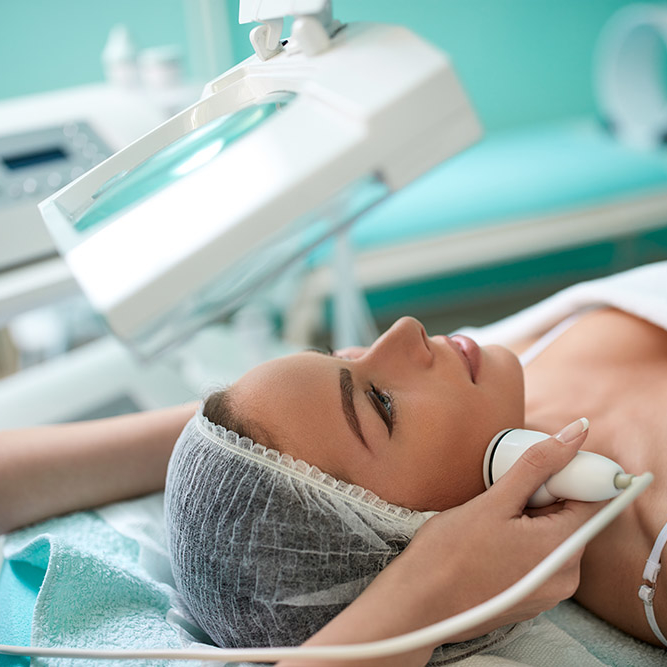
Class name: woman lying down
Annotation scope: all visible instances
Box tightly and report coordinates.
[1,260,666,667]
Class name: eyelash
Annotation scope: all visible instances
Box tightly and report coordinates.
[307,345,337,357]
[368,384,395,434]
[315,346,395,434]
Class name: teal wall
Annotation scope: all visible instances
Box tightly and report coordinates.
[1,1,664,131]
[0,0,195,98]
[227,0,665,131]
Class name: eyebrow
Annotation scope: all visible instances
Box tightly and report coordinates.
[339,368,368,449]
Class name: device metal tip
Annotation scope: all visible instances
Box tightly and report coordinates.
[614,473,635,489]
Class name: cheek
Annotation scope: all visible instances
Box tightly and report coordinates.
[396,441,486,511]
[441,430,489,507]
[417,376,523,509]
[398,405,488,511]
[367,355,524,512]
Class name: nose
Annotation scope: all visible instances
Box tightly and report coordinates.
[365,316,432,368]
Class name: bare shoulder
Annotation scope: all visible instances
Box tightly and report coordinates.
[571,310,667,646]
[504,307,616,356]
[522,306,667,646]
[580,307,667,354]
[509,306,667,360]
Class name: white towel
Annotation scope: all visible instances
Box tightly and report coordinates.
[455,260,667,345]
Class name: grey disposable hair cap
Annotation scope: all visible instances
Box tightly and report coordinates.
[164,410,522,662]
[164,409,434,648]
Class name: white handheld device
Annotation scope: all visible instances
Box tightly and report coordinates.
[483,428,633,508]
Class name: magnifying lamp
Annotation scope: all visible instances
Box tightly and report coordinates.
[39,0,481,358]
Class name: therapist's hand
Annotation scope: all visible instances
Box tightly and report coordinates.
[277,419,601,667]
[403,417,601,644]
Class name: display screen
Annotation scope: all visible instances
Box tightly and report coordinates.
[3,146,68,170]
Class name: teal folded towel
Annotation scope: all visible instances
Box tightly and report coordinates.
[2,497,204,667]
[0,540,37,667]
[3,488,664,666]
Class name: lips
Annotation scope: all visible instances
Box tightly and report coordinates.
[450,334,480,383]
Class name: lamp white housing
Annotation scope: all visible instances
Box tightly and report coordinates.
[39,10,481,358]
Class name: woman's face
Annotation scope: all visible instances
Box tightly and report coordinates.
[232,317,524,511]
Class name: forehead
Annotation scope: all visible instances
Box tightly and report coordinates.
[232,353,352,471]
[234,352,330,409]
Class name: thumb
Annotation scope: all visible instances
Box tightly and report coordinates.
[491,418,590,512]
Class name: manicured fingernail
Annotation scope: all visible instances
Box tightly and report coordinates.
[553,417,589,444]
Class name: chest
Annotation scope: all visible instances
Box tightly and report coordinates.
[516,310,667,642]
[522,312,667,461]
[521,310,667,518]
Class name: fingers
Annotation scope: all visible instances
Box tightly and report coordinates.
[524,501,567,518]
[560,497,607,525]
[491,418,589,513]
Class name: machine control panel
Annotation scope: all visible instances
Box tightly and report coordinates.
[0,122,111,210]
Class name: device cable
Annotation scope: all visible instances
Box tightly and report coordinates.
[0,472,653,663]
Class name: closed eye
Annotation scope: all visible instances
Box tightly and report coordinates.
[367,385,394,436]
[305,347,392,437]
[305,345,335,356]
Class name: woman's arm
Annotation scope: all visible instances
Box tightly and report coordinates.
[0,402,197,533]
[277,421,600,667]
